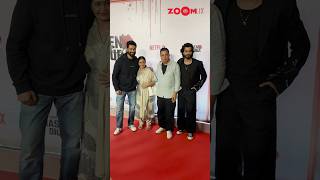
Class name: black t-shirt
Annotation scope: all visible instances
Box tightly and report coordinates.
[226,1,262,82]
[162,63,167,74]
[180,61,193,89]
[63,0,81,48]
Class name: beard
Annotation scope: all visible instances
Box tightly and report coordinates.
[183,53,193,59]
[128,52,136,57]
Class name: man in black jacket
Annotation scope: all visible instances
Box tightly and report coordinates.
[6,0,93,179]
[112,40,139,135]
[213,0,310,179]
[176,43,207,140]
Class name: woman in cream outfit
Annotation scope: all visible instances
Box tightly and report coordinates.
[78,0,110,179]
[135,56,157,130]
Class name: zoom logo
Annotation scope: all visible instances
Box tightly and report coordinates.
[168,6,204,16]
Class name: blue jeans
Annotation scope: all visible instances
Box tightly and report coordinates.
[116,90,136,128]
[19,91,84,180]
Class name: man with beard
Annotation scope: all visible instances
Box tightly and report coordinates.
[112,40,139,135]
[176,43,207,140]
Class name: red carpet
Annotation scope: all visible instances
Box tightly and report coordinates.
[110,117,210,180]
[0,171,53,180]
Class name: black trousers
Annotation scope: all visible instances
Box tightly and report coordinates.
[215,86,277,180]
[157,97,176,131]
[177,89,197,133]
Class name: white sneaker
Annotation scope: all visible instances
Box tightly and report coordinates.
[128,125,137,132]
[167,131,173,139]
[113,128,122,135]
[176,130,184,135]
[155,127,165,134]
[187,133,194,140]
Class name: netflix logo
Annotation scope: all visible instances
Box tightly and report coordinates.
[149,45,165,51]
[168,6,204,16]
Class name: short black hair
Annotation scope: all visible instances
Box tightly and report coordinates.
[127,40,137,48]
[180,43,194,54]
[160,47,169,54]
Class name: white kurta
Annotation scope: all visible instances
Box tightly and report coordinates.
[79,20,110,180]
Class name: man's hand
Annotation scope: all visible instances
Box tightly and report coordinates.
[98,70,110,88]
[259,81,279,96]
[171,92,177,103]
[17,91,37,106]
[116,90,123,95]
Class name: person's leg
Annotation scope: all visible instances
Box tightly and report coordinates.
[156,97,166,129]
[127,90,137,126]
[115,93,125,128]
[135,91,144,129]
[165,98,176,132]
[19,95,53,180]
[241,91,277,180]
[215,88,243,180]
[54,91,84,180]
[162,98,175,139]
[177,90,186,131]
[138,118,144,129]
[186,90,197,133]
[146,96,155,130]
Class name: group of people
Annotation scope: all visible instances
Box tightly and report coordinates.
[112,41,208,140]
[6,0,110,179]
[4,0,311,179]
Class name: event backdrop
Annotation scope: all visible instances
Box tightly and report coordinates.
[110,0,211,121]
